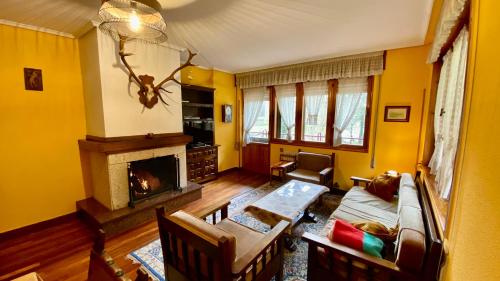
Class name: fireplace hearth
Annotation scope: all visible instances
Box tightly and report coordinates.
[128,155,180,207]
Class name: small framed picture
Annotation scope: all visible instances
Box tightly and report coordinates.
[24,68,43,91]
[384,106,411,122]
[222,104,232,123]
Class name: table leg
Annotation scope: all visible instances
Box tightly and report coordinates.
[284,235,297,251]
[303,208,318,223]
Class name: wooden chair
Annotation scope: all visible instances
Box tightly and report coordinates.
[285,151,335,192]
[156,201,289,281]
[88,229,151,281]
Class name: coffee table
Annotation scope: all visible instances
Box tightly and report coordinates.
[244,179,329,250]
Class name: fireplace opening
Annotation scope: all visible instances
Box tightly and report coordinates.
[127,155,180,208]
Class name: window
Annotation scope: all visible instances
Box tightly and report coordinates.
[243,87,269,144]
[428,26,469,200]
[274,84,297,141]
[247,95,269,143]
[302,81,329,142]
[268,77,372,151]
[333,77,370,148]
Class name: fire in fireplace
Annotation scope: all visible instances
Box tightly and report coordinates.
[127,155,180,207]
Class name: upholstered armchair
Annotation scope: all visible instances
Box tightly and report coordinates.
[156,201,289,281]
[285,152,335,191]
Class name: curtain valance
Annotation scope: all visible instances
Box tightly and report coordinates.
[235,51,385,89]
[427,0,467,63]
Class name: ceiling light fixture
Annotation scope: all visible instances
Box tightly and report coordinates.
[99,0,168,43]
[97,0,197,110]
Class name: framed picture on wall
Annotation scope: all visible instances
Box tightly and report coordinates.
[384,106,411,122]
[24,68,43,91]
[222,104,232,123]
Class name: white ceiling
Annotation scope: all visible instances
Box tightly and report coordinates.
[0,0,434,73]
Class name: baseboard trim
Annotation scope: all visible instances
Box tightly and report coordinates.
[0,212,77,241]
[218,167,241,177]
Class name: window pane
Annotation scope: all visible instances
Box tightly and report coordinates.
[248,97,269,143]
[274,84,296,140]
[302,81,328,142]
[334,77,369,147]
[340,93,367,145]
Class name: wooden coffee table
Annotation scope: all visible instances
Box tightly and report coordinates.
[244,179,329,250]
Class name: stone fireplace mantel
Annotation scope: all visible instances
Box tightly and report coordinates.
[79,133,192,154]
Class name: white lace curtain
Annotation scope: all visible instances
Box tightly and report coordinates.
[243,87,266,146]
[275,84,297,141]
[303,81,328,125]
[333,78,368,146]
[429,27,469,199]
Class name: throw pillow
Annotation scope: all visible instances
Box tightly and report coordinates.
[328,219,384,258]
[366,172,401,201]
[351,221,399,242]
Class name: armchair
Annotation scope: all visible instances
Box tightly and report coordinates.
[285,152,335,192]
[88,229,151,281]
[156,200,289,281]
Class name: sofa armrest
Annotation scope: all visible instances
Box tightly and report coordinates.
[232,220,289,277]
[350,176,372,187]
[302,232,417,281]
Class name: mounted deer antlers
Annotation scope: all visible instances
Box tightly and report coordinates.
[119,36,196,109]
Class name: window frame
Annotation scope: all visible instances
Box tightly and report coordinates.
[269,77,373,152]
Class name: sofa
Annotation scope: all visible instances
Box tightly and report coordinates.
[285,151,335,191]
[302,172,444,281]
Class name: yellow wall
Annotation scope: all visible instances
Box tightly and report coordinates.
[181,66,239,172]
[271,45,430,189]
[0,25,87,232]
[441,0,500,280]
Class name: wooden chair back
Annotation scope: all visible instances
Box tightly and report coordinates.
[88,229,150,281]
[156,207,233,281]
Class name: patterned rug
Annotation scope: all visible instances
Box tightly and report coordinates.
[128,182,342,281]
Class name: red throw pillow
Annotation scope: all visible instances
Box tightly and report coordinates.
[366,172,401,201]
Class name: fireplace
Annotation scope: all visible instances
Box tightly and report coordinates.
[128,155,180,207]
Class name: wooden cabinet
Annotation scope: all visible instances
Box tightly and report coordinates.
[186,145,219,183]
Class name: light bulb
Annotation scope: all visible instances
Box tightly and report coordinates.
[129,10,141,32]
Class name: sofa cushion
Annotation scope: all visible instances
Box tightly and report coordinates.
[342,186,398,213]
[331,199,399,230]
[286,168,320,183]
[297,152,331,172]
[215,219,265,260]
[398,186,421,215]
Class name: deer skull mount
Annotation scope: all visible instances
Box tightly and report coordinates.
[118,37,196,109]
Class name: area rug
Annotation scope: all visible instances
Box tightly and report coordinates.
[128,182,342,281]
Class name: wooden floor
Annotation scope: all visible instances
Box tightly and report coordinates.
[0,169,267,281]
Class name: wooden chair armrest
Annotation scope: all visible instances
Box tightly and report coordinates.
[232,220,290,276]
[319,167,333,176]
[350,176,372,187]
[302,232,416,280]
[193,200,230,223]
[281,161,296,172]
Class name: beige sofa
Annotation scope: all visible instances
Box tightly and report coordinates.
[302,172,444,281]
